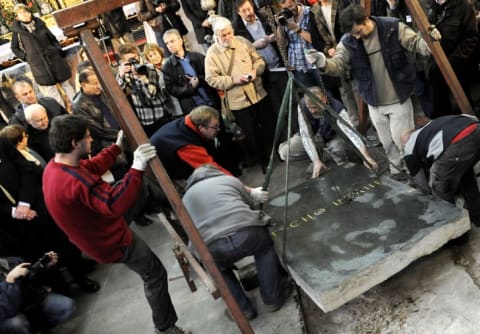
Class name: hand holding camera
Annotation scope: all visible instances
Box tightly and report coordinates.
[189,76,199,88]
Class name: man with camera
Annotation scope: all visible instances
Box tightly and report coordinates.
[117,43,176,137]
[276,0,324,88]
[162,29,219,114]
[205,16,275,170]
[0,252,75,334]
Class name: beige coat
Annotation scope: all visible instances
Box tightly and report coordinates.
[205,36,267,111]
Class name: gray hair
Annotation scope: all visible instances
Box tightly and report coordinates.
[211,16,232,33]
[24,103,47,121]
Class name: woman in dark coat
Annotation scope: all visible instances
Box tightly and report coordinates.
[10,4,75,109]
[0,137,99,293]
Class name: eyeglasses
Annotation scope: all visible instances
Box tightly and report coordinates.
[204,124,221,131]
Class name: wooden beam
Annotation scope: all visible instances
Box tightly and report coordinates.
[75,28,254,334]
[404,0,474,115]
[53,0,137,32]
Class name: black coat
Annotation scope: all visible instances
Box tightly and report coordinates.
[180,0,211,43]
[101,8,131,38]
[9,97,67,128]
[137,0,188,35]
[163,51,219,114]
[10,17,71,86]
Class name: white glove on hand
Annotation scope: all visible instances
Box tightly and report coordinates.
[305,49,326,68]
[115,130,125,149]
[250,187,269,204]
[428,25,441,41]
[132,143,157,171]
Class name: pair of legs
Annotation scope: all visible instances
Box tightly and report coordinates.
[368,98,414,174]
[120,232,178,331]
[38,81,75,109]
[0,293,74,334]
[208,226,282,314]
[233,97,275,166]
[430,127,480,225]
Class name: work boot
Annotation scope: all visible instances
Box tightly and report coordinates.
[224,307,257,321]
[154,325,191,334]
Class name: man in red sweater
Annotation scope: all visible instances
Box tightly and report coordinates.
[42,115,190,334]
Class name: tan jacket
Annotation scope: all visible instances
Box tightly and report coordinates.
[205,36,267,111]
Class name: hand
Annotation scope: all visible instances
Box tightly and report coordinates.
[265,33,276,43]
[305,49,326,68]
[118,62,132,78]
[327,48,336,58]
[286,21,299,32]
[6,263,30,283]
[132,143,157,171]
[46,251,59,267]
[14,204,36,220]
[386,0,398,9]
[363,158,379,172]
[312,159,328,178]
[252,38,269,49]
[249,186,269,204]
[155,3,167,13]
[189,76,199,88]
[428,25,441,41]
[115,130,125,149]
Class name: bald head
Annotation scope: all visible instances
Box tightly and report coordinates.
[24,104,49,130]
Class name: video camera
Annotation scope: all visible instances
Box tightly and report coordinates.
[127,58,149,76]
[277,8,294,26]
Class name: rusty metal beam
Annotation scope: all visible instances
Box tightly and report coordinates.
[78,28,253,334]
[404,0,474,115]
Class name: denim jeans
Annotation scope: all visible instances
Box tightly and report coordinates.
[430,127,480,225]
[208,226,281,313]
[0,293,74,334]
[121,232,177,331]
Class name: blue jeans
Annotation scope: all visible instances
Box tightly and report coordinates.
[208,226,281,313]
[120,232,177,331]
[0,293,74,334]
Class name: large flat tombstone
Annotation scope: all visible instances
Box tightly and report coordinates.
[264,165,470,312]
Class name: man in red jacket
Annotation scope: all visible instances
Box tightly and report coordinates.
[42,115,190,334]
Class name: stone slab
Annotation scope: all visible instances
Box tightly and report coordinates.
[264,165,470,313]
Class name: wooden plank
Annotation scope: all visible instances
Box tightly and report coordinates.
[53,0,137,31]
[404,0,474,115]
[78,29,254,334]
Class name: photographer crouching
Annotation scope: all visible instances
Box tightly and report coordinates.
[0,252,74,334]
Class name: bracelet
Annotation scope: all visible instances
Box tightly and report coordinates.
[296,27,302,34]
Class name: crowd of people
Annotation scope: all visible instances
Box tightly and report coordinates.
[0,0,479,333]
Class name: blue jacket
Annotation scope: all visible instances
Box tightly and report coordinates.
[341,17,416,106]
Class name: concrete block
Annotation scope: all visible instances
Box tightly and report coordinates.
[265,165,470,312]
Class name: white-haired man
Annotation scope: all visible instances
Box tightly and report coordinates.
[205,16,274,170]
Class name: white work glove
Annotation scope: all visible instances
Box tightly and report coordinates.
[428,25,442,41]
[305,49,326,68]
[115,130,125,149]
[250,187,269,204]
[132,143,157,171]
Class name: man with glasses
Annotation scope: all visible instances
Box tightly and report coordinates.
[305,4,435,181]
[151,106,235,182]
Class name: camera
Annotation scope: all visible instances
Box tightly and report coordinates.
[26,254,50,279]
[277,8,294,26]
[127,57,148,76]
[152,0,165,7]
[178,74,191,86]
